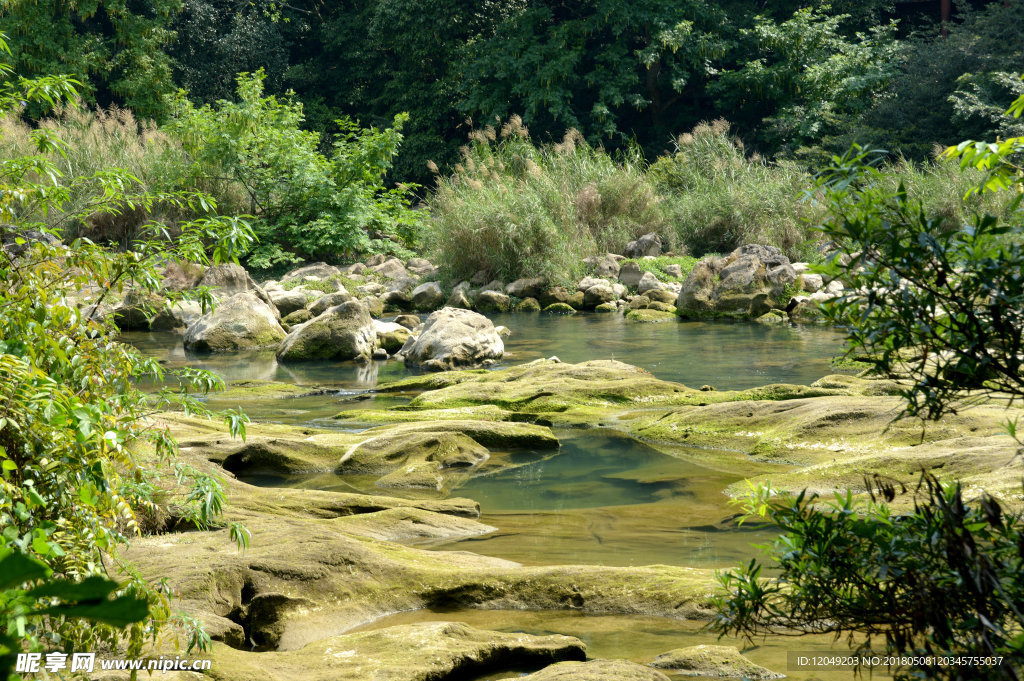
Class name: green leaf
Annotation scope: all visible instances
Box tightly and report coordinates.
[0,549,49,589]
[27,575,117,602]
[36,596,150,627]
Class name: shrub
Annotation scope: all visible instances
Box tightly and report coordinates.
[650,119,827,261]
[166,70,426,269]
[427,118,670,285]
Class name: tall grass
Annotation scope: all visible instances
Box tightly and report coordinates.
[427,117,670,285]
[649,119,827,261]
[0,105,204,246]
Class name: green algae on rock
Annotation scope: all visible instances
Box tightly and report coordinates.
[523,659,671,680]
[650,644,784,679]
[625,309,677,323]
[203,622,586,681]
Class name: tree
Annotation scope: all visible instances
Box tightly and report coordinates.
[0,34,253,661]
[712,7,898,158]
[0,0,181,120]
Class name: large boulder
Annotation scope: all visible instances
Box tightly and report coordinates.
[276,300,377,362]
[595,254,622,278]
[637,271,663,294]
[280,262,341,282]
[582,282,616,309]
[403,307,504,371]
[373,320,412,353]
[475,290,511,313]
[195,263,280,320]
[183,292,286,352]
[370,257,411,280]
[268,289,308,317]
[308,290,355,317]
[150,300,204,332]
[411,281,445,311]
[624,232,662,258]
[506,277,547,299]
[675,245,792,319]
[618,262,644,289]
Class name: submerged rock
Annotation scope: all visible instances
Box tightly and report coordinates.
[183,292,286,352]
[276,300,377,362]
[403,307,504,371]
[650,645,784,679]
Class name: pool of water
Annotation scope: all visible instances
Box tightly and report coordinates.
[122,312,845,394]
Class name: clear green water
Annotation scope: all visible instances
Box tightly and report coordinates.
[123,311,844,394]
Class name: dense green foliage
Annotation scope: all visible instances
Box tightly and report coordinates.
[715,477,1024,680]
[0,40,252,663]
[713,91,1024,680]
[167,71,424,268]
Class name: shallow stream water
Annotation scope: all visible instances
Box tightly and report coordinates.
[125,314,864,679]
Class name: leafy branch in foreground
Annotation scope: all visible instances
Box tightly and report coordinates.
[713,476,1024,680]
[813,137,1024,420]
[0,32,254,668]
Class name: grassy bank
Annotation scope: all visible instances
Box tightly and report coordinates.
[425,118,1019,284]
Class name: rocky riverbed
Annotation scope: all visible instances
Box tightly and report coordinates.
[93,245,1024,680]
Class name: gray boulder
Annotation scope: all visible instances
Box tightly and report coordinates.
[183,292,285,352]
[280,262,341,282]
[381,290,412,311]
[595,255,622,278]
[403,307,504,371]
[194,263,280,320]
[675,244,794,319]
[269,289,308,317]
[800,272,824,293]
[276,301,377,362]
[539,287,572,308]
[618,262,644,289]
[506,277,546,299]
[411,281,445,311]
[373,319,413,353]
[583,283,616,309]
[370,257,411,280]
[309,289,355,317]
[446,287,473,309]
[624,232,662,258]
[150,300,204,332]
[637,271,663,294]
[475,290,511,313]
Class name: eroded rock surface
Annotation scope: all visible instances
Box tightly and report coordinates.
[649,645,784,679]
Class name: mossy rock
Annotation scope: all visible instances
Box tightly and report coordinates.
[389,359,697,414]
[281,308,313,327]
[524,659,671,680]
[650,645,783,679]
[594,302,618,313]
[755,311,786,324]
[205,622,586,681]
[514,297,542,312]
[625,309,676,323]
[543,303,576,314]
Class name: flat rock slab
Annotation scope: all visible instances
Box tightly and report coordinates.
[207,622,585,681]
[524,659,671,680]
[650,644,784,679]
